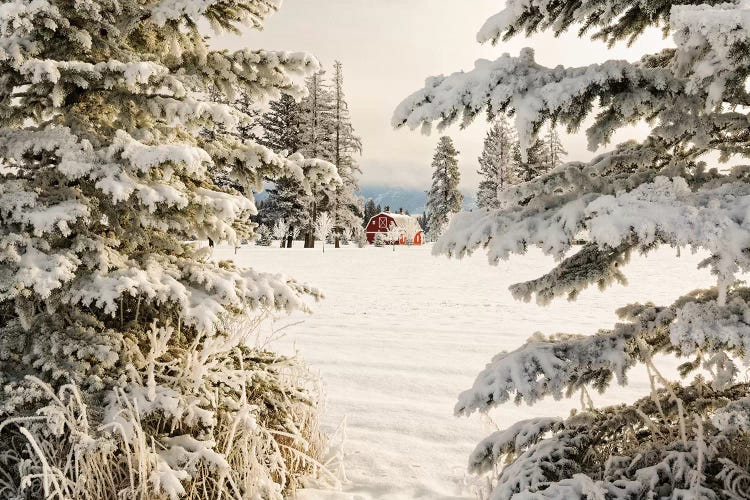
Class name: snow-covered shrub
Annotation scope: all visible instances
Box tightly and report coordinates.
[255,224,274,246]
[374,233,386,247]
[395,0,750,497]
[353,226,368,248]
[340,227,353,246]
[0,0,339,497]
[0,319,328,499]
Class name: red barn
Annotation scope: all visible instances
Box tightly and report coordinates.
[365,210,424,245]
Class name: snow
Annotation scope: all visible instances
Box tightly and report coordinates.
[214,243,722,499]
[374,212,418,228]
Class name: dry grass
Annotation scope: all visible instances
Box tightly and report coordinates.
[0,317,331,499]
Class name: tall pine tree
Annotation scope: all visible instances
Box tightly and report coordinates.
[426,136,462,240]
[300,70,336,247]
[257,94,307,247]
[330,61,363,248]
[511,136,548,182]
[396,0,750,496]
[363,198,378,227]
[258,93,303,154]
[476,115,517,209]
[543,123,567,169]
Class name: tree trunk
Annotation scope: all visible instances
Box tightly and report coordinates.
[286,234,293,248]
[304,232,315,248]
[335,235,340,248]
[305,200,317,248]
[279,237,286,249]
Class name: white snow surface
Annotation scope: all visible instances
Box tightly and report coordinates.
[214,243,723,499]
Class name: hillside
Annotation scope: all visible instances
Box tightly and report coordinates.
[359,186,475,214]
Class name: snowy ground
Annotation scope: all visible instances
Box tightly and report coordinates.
[214,243,719,499]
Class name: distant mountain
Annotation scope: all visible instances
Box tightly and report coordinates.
[359,186,474,215]
[255,185,475,215]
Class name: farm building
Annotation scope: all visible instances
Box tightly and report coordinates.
[365,209,424,245]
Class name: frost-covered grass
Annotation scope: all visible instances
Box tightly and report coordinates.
[0,318,327,500]
[215,243,722,499]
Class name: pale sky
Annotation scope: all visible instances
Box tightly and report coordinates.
[210,0,669,193]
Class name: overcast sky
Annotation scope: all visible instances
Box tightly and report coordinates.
[210,0,669,193]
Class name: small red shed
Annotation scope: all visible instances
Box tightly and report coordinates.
[365,211,424,245]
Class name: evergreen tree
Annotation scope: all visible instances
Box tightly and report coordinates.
[543,123,567,169]
[300,70,336,247]
[363,198,378,226]
[0,0,340,497]
[329,61,363,248]
[511,136,548,182]
[416,213,429,234]
[476,115,517,209]
[257,94,307,247]
[234,90,261,144]
[396,0,750,496]
[259,178,308,247]
[258,93,303,154]
[426,136,462,240]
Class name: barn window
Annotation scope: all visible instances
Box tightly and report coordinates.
[379,217,388,229]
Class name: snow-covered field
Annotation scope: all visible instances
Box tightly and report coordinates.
[215,243,718,499]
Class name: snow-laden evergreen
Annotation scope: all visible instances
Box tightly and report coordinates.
[299,71,335,248]
[258,94,303,155]
[477,116,517,209]
[0,0,341,497]
[511,135,547,183]
[543,123,567,170]
[425,136,462,240]
[363,198,379,227]
[258,63,362,250]
[395,0,750,497]
[329,61,364,248]
[257,94,308,247]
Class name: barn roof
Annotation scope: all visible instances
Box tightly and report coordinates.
[370,212,422,234]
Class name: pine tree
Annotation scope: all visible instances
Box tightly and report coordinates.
[426,136,462,240]
[329,61,363,248]
[511,136,547,182]
[363,198,378,226]
[258,93,303,154]
[416,213,429,235]
[476,115,517,209]
[259,178,308,247]
[257,94,307,247]
[300,70,336,248]
[0,0,340,497]
[543,123,567,169]
[395,0,750,496]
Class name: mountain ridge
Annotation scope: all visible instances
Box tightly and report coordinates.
[359,186,475,215]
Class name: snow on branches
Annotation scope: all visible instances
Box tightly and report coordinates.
[393,48,684,157]
[438,176,750,306]
[0,0,336,497]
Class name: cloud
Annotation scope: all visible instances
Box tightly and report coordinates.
[208,0,670,192]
